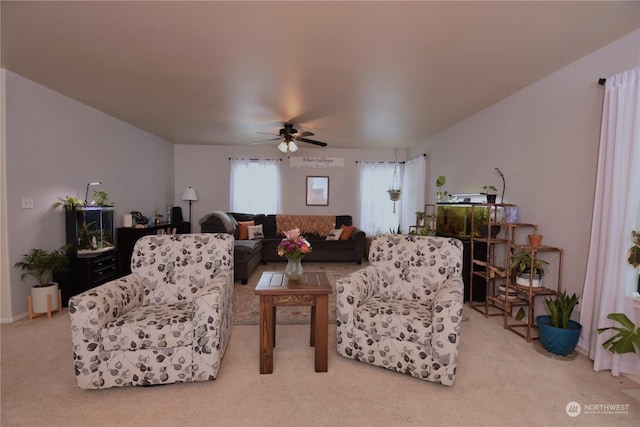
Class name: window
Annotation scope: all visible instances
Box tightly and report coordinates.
[358,162,400,235]
[358,156,426,235]
[230,159,281,213]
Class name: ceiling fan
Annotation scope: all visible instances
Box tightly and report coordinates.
[252,123,327,153]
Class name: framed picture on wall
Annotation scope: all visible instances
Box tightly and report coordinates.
[306,176,329,206]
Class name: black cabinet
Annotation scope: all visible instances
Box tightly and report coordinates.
[58,206,119,306]
[117,222,191,275]
[59,251,120,307]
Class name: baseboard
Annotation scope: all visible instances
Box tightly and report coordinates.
[1,310,28,323]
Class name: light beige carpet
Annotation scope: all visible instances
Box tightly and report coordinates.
[233,261,365,325]
[2,262,639,427]
[2,307,639,426]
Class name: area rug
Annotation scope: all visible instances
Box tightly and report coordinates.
[233,261,367,325]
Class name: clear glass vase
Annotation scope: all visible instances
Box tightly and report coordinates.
[285,255,304,280]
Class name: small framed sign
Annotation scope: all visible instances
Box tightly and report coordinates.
[306,176,329,206]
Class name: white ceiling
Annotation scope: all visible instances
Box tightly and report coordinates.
[2,1,639,149]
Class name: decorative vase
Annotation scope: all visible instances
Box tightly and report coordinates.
[285,255,304,280]
[537,315,582,356]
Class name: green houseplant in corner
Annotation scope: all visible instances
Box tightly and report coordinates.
[596,230,640,355]
[14,245,70,316]
[537,291,581,356]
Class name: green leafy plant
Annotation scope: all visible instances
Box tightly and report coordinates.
[481,185,497,194]
[52,196,85,211]
[597,313,640,354]
[388,225,402,234]
[92,190,110,206]
[628,230,640,268]
[436,175,448,201]
[510,250,549,275]
[14,245,70,287]
[544,291,580,329]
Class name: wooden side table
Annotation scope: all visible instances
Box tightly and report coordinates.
[254,271,332,374]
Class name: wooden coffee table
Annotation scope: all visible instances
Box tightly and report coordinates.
[254,271,332,374]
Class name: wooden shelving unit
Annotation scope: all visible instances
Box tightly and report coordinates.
[503,243,563,342]
[410,203,437,236]
[467,203,565,342]
[468,203,515,317]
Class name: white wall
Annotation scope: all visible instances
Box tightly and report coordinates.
[410,30,640,322]
[2,70,174,321]
[174,145,407,228]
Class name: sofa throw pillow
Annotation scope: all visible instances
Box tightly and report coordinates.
[340,225,356,240]
[326,229,343,240]
[238,221,255,240]
[248,224,264,240]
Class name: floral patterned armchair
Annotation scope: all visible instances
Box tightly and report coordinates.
[336,234,464,386]
[69,234,234,389]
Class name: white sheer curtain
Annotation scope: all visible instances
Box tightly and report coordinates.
[358,162,400,235]
[579,67,640,376]
[229,158,281,213]
[400,155,426,232]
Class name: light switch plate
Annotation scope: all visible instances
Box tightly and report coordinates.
[21,197,34,209]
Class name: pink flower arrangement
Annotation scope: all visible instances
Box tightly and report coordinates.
[277,228,312,258]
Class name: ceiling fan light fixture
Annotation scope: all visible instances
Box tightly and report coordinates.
[288,141,298,152]
[277,141,289,153]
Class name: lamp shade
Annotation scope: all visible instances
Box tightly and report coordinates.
[182,186,198,201]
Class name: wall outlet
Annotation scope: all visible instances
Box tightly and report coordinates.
[21,197,34,209]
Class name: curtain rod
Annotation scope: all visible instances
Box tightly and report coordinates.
[598,78,606,85]
[228,157,282,161]
[355,153,426,164]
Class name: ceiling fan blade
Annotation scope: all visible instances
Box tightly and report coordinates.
[256,131,279,136]
[297,137,327,147]
[252,137,282,145]
[292,131,315,138]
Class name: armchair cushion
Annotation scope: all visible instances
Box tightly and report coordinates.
[102,301,194,351]
[355,295,433,347]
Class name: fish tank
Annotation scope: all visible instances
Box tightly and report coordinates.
[436,204,493,239]
[65,206,116,256]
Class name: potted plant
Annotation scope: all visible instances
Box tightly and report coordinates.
[597,313,640,354]
[14,245,70,315]
[52,196,85,211]
[528,225,543,247]
[476,206,500,238]
[436,175,448,202]
[629,230,639,292]
[537,291,581,356]
[510,250,549,287]
[596,230,640,355]
[482,185,498,204]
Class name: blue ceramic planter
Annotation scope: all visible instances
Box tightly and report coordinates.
[537,315,582,356]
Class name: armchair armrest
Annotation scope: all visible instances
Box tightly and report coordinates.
[69,274,144,389]
[191,270,234,380]
[336,266,380,324]
[431,276,464,359]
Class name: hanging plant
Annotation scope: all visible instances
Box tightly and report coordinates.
[388,149,401,212]
[388,188,401,201]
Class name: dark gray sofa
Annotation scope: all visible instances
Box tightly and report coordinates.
[199,211,366,284]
